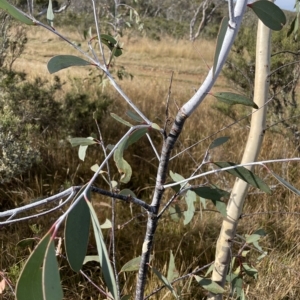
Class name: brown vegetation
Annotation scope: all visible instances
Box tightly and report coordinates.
[1,25,300,299]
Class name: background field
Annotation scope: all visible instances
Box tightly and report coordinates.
[1,15,300,299]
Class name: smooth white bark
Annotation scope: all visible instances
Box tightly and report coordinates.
[208,9,272,300]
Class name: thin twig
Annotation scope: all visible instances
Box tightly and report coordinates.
[0,187,78,219]
[94,118,120,298]
[164,158,300,188]
[91,187,151,212]
[91,0,107,68]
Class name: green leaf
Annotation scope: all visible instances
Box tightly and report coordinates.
[100,219,112,229]
[119,189,137,198]
[199,197,207,209]
[121,296,131,300]
[79,145,88,161]
[16,233,50,300]
[121,256,142,272]
[114,129,147,183]
[212,92,258,109]
[0,0,34,25]
[100,34,123,57]
[193,186,229,217]
[86,201,118,299]
[111,113,133,127]
[257,251,268,261]
[213,17,228,76]
[193,186,229,201]
[245,229,266,244]
[248,0,286,31]
[213,162,271,193]
[183,190,196,225]
[47,55,91,74]
[125,128,148,149]
[47,0,54,26]
[65,190,91,272]
[126,110,144,123]
[287,16,298,38]
[17,238,36,248]
[209,137,230,150]
[252,240,263,252]
[152,267,179,299]
[69,137,97,147]
[121,255,154,272]
[169,171,186,190]
[151,123,161,131]
[231,275,243,297]
[169,171,185,183]
[42,240,63,300]
[169,205,182,222]
[83,255,100,264]
[242,263,258,279]
[113,136,132,184]
[270,171,300,196]
[205,263,215,277]
[194,276,224,294]
[167,250,179,282]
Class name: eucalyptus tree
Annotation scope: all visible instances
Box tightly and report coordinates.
[0,0,294,299]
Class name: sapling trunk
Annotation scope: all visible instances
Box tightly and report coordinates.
[208,8,272,300]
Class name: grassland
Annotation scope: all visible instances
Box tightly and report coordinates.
[1,24,300,299]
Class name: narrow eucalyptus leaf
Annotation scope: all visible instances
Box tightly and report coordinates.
[0,0,34,25]
[183,191,196,225]
[65,190,91,272]
[78,145,88,161]
[193,186,229,201]
[194,275,224,294]
[209,137,230,150]
[193,186,228,217]
[270,171,300,196]
[110,113,133,127]
[287,17,297,37]
[167,250,178,282]
[69,137,96,147]
[113,137,132,183]
[213,162,271,193]
[47,55,91,74]
[47,0,54,25]
[125,128,148,149]
[121,255,154,272]
[152,267,179,299]
[213,92,258,109]
[205,263,215,277]
[231,275,243,297]
[126,110,144,123]
[213,17,228,75]
[42,240,63,300]
[242,263,258,279]
[16,233,51,300]
[86,201,118,299]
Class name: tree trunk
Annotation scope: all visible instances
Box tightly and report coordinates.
[208,4,272,299]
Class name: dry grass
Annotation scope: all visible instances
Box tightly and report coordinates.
[1,25,300,300]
